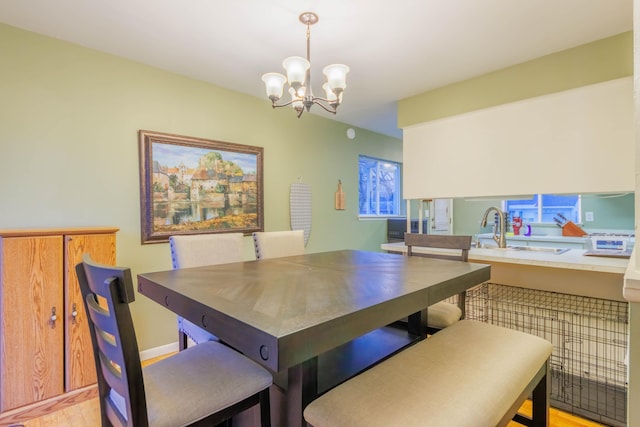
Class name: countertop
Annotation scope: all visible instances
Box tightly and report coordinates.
[381,242,628,275]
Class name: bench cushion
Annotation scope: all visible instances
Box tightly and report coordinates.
[304,320,552,427]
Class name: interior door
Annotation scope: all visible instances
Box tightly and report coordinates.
[430,198,452,235]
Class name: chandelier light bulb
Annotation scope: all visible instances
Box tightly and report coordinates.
[322,83,337,103]
[282,56,310,88]
[289,88,304,112]
[323,64,350,92]
[261,73,287,101]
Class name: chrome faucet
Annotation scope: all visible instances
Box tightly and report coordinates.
[480,206,507,248]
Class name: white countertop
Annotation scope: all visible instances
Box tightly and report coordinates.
[381,242,628,275]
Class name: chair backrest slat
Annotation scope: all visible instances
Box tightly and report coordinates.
[84,294,118,348]
[404,233,472,262]
[84,292,128,397]
[105,399,128,427]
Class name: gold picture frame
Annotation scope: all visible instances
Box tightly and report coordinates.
[138,130,264,244]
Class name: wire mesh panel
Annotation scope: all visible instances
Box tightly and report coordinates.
[465,283,628,426]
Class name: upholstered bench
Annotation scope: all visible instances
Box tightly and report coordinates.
[304,320,553,427]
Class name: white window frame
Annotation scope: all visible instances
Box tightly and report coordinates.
[358,155,402,218]
[503,194,582,224]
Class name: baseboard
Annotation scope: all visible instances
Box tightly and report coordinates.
[139,341,179,361]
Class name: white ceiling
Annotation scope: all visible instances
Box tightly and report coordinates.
[0,0,632,139]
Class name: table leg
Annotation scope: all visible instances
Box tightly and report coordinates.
[407,308,427,339]
[458,291,466,319]
[287,357,318,427]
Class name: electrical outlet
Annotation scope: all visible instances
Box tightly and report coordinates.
[585,211,594,222]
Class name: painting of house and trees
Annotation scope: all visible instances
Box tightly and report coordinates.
[139,130,264,243]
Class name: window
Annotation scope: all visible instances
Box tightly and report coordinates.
[505,194,581,223]
[358,155,401,216]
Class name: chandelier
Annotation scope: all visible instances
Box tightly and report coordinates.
[261,12,349,118]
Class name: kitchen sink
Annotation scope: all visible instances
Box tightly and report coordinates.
[506,245,570,255]
[476,242,570,254]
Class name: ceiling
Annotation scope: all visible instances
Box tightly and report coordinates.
[0,0,632,139]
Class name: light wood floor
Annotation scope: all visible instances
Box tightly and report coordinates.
[18,398,606,427]
[17,354,605,427]
[507,401,605,427]
[15,398,608,427]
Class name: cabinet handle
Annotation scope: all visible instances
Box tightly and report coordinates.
[71,303,78,324]
[50,306,57,325]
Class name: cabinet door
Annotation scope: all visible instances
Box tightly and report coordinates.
[0,236,64,411]
[64,233,116,392]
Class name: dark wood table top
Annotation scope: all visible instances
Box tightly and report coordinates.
[137,250,490,372]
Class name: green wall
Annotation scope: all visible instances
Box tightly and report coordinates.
[0,23,401,350]
[398,32,632,128]
[581,193,635,230]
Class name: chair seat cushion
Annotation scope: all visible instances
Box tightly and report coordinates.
[178,316,218,344]
[427,301,462,329]
[141,341,272,427]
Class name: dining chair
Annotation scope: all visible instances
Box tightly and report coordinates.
[404,233,473,335]
[76,254,272,427]
[170,233,245,350]
[252,230,305,260]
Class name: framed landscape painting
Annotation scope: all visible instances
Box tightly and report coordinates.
[138,130,264,244]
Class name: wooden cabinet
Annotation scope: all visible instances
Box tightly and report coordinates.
[0,227,117,412]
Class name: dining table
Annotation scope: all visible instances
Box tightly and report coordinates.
[137,249,490,427]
